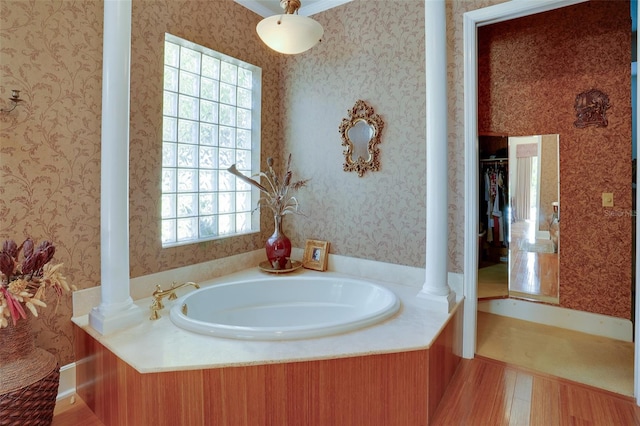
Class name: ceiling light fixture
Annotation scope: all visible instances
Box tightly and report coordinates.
[256,0,324,55]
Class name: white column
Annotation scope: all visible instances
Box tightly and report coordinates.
[88,0,143,334]
[417,0,455,312]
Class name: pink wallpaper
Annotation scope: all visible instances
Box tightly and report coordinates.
[477,1,632,319]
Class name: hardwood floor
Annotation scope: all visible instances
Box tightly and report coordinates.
[476,311,634,396]
[478,262,509,299]
[478,220,558,302]
[508,220,559,303]
[52,395,103,426]
[430,357,640,426]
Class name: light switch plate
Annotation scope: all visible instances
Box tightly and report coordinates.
[602,192,614,207]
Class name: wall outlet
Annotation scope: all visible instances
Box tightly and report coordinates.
[602,192,614,207]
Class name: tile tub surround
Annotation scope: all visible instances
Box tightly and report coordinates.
[72,265,462,373]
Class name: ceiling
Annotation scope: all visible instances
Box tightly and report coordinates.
[234,0,352,17]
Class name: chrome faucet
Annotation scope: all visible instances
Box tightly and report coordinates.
[150,281,200,320]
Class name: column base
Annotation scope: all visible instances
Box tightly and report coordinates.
[89,303,144,335]
[416,288,456,313]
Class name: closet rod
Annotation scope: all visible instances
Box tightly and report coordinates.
[479,157,508,163]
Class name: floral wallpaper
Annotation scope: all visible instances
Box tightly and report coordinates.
[0,0,103,365]
[282,0,427,267]
[128,0,282,277]
[0,0,633,366]
[0,0,282,366]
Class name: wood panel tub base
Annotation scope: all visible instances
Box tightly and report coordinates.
[75,304,462,426]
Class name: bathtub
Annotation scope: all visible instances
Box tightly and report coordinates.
[169,275,401,340]
[74,263,463,426]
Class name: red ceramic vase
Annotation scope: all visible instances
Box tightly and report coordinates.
[265,215,291,270]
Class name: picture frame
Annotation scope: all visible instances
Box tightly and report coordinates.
[302,239,330,271]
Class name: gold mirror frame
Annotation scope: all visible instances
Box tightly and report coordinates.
[338,100,384,177]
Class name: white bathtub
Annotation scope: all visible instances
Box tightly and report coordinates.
[169,275,401,340]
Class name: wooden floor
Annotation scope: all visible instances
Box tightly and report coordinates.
[477,311,634,396]
[477,262,509,299]
[430,356,640,426]
[52,395,103,426]
[478,220,559,303]
[508,220,559,303]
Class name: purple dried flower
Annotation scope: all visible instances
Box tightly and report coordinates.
[2,240,18,258]
[0,252,14,279]
[22,241,55,275]
[22,238,34,260]
[0,237,68,328]
[36,241,56,264]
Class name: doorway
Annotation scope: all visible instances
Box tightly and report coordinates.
[461,0,638,402]
[477,135,509,300]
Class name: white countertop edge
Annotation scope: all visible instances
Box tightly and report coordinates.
[73,268,462,374]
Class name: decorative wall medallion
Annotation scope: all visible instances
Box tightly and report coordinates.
[573,89,610,128]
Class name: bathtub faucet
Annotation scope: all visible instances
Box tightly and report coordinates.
[150,281,200,320]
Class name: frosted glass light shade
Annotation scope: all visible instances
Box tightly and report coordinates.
[257,14,323,55]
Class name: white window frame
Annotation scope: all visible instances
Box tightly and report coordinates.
[161,33,262,247]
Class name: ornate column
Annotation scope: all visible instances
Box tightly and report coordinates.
[89,0,143,334]
[417,0,455,312]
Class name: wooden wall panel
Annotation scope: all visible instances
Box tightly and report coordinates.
[282,361,319,424]
[75,327,128,426]
[428,303,463,420]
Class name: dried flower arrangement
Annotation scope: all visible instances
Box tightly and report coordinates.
[0,239,71,329]
[227,154,309,216]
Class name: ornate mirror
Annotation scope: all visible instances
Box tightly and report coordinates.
[339,100,384,177]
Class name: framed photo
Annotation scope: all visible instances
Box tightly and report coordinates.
[303,240,330,271]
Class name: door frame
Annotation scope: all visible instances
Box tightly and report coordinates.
[460,0,640,403]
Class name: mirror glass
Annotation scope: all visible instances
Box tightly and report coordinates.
[477,134,559,305]
[508,134,559,303]
[339,99,384,177]
[347,119,374,162]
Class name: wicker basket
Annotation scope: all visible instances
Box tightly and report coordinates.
[0,318,59,426]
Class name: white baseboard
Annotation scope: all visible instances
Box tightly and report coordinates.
[478,298,633,342]
[535,230,551,240]
[57,362,76,401]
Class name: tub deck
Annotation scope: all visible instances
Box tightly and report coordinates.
[73,268,464,425]
[72,269,459,373]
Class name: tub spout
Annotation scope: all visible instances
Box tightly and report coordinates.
[150,281,200,320]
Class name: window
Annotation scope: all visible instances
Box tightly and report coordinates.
[161,34,262,247]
